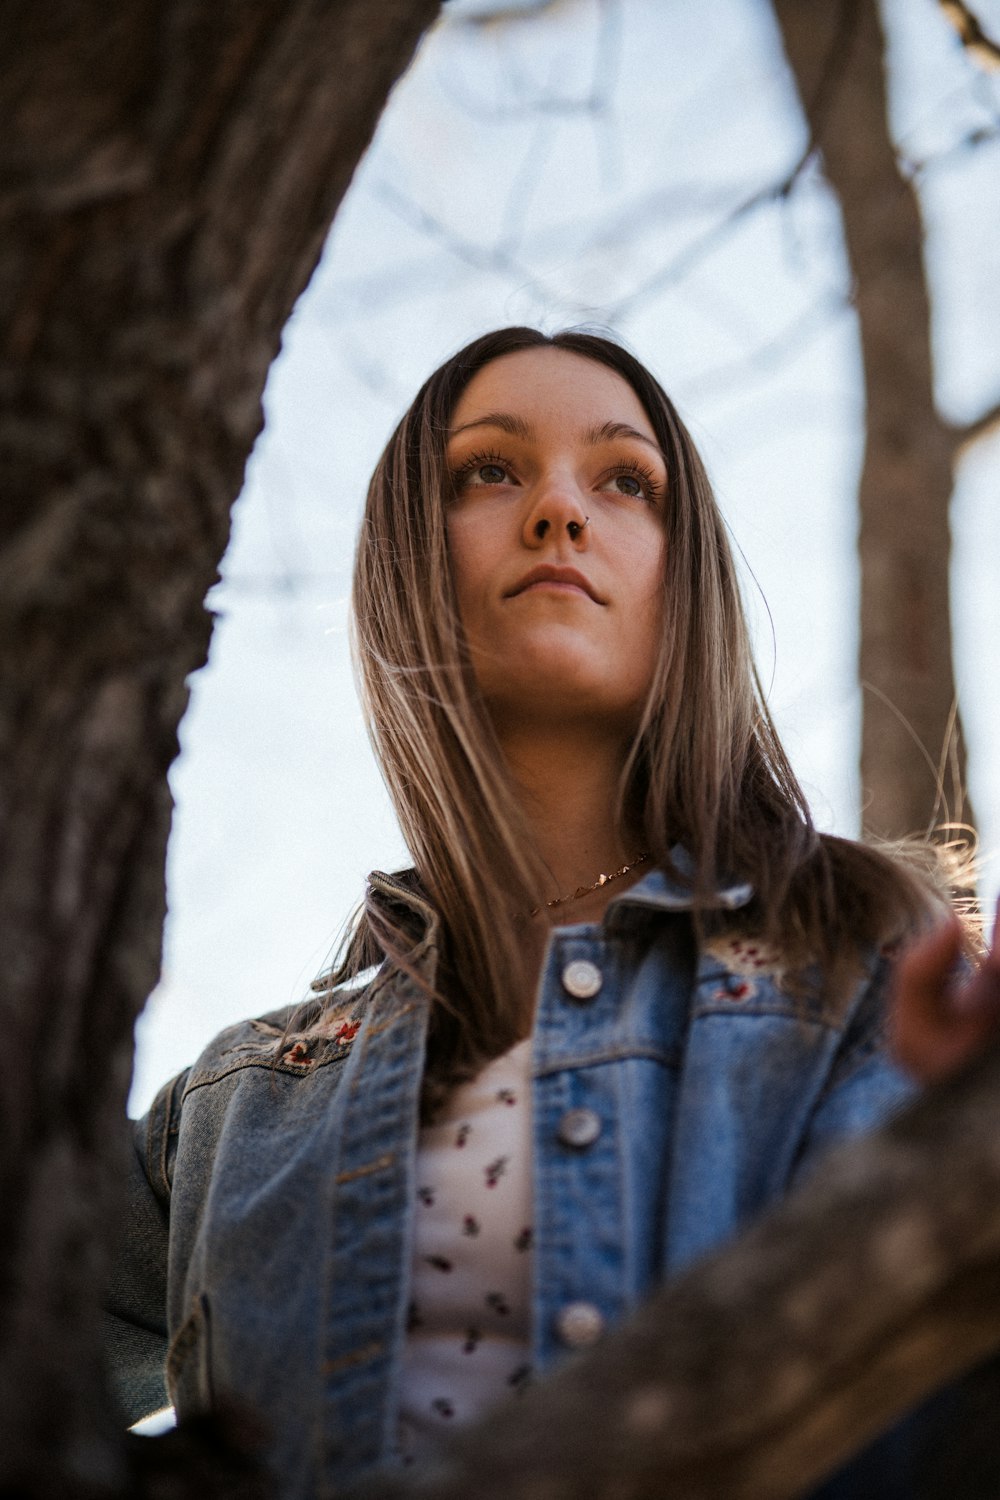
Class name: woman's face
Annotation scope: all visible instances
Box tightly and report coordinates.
[445,346,667,739]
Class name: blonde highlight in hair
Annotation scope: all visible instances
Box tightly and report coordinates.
[339,327,955,1086]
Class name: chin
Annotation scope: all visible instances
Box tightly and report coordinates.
[485,678,643,734]
[471,634,651,730]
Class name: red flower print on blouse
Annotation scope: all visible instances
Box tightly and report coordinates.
[431,1398,454,1419]
[462,1214,480,1237]
[463,1327,481,1354]
[424,1254,453,1273]
[514,1226,532,1252]
[496,1088,517,1107]
[417,1185,435,1206]
[484,1156,508,1188]
[455,1123,471,1148]
[485,1291,510,1316]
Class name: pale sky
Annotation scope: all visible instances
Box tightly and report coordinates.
[130,0,1000,1115]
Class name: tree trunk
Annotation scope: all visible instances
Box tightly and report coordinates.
[771,0,972,842]
[0,2,439,1493]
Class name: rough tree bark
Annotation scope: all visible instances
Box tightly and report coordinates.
[0,2,440,1494]
[351,1040,1000,1500]
[771,0,978,842]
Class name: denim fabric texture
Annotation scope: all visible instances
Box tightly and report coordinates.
[105,863,914,1498]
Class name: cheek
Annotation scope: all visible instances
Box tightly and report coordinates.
[629,540,666,669]
[445,517,488,630]
[449,510,503,615]
[445,523,468,592]
[634,533,666,619]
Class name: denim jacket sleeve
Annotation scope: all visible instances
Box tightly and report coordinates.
[104,1067,189,1423]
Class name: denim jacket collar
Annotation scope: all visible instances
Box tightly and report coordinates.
[608,851,753,915]
[367,847,754,939]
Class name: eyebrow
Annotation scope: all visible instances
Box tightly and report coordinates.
[448,411,664,459]
[449,411,533,441]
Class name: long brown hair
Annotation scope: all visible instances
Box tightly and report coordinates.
[332,327,953,1081]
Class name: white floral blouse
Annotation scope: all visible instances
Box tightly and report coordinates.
[397,1037,534,1466]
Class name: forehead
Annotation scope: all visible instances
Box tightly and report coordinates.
[449,346,656,441]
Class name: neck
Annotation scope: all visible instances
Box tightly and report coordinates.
[498,722,645,922]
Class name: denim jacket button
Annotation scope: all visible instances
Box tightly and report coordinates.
[561,960,603,1001]
[558,1107,602,1148]
[556,1301,605,1348]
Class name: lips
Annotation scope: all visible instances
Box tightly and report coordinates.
[506,564,604,603]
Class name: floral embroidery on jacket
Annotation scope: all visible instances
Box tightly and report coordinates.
[709,977,757,1004]
[280,1040,315,1067]
[703,931,788,992]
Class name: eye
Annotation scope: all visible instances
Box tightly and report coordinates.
[450,450,516,492]
[598,460,663,505]
[472,462,509,486]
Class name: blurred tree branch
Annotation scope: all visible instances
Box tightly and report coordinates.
[949,394,1000,456]
[940,1,1000,71]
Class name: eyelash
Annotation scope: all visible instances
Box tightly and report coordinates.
[450,448,510,489]
[605,458,664,505]
[449,449,663,504]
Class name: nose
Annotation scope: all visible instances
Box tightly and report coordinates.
[522,472,591,548]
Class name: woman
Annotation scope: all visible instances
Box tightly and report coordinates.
[107,327,994,1497]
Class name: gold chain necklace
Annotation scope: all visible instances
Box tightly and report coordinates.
[530,852,650,918]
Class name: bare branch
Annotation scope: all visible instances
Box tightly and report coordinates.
[441,0,614,124]
[445,0,563,26]
[679,287,850,404]
[949,394,1000,456]
[939,1,1000,72]
[600,1,870,319]
[606,157,814,318]
[371,179,549,299]
[323,173,803,318]
[902,120,1000,179]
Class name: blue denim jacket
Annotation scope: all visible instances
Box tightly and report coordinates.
[106,865,913,1497]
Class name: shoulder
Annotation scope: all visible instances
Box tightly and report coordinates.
[134,982,383,1196]
[137,980,380,1138]
[181,985,377,1099]
[692,920,892,1033]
